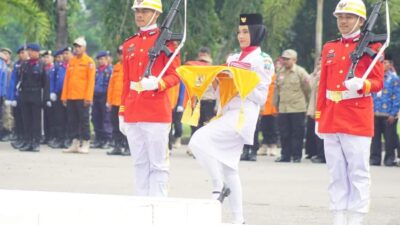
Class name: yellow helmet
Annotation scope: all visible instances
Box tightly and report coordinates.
[132,0,163,13]
[333,0,366,20]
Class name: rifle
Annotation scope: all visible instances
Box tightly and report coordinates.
[143,0,184,78]
[346,0,388,80]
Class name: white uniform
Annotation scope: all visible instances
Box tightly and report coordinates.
[190,48,273,169]
[189,47,274,223]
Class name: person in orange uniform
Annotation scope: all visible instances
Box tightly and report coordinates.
[119,0,180,197]
[106,46,129,156]
[315,1,384,224]
[61,37,96,154]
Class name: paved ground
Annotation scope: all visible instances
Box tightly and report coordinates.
[0,142,399,225]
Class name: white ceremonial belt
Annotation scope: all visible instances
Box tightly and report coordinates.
[326,90,370,103]
[130,81,143,92]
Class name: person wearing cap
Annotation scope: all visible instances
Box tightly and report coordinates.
[274,49,311,163]
[90,50,113,149]
[49,48,69,149]
[41,50,56,145]
[18,43,50,152]
[61,37,96,154]
[369,54,400,167]
[0,48,12,65]
[188,13,274,224]
[106,46,129,156]
[315,0,384,224]
[6,45,28,149]
[119,0,181,197]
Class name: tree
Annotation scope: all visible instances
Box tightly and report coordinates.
[56,0,69,49]
[0,0,51,44]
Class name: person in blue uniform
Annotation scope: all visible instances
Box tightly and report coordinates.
[91,51,113,149]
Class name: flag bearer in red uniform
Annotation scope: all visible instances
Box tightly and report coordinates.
[315,0,384,224]
[119,0,180,197]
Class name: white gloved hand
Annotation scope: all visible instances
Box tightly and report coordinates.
[4,100,11,106]
[176,105,184,112]
[50,93,57,102]
[141,76,159,91]
[10,100,17,107]
[46,101,52,107]
[344,77,364,91]
[315,122,323,139]
[119,115,127,136]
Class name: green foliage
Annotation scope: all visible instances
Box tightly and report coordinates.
[0,0,51,44]
[263,0,305,59]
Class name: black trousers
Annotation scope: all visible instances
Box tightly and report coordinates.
[43,104,55,140]
[12,100,24,138]
[111,106,126,144]
[305,116,325,159]
[244,119,261,151]
[191,99,216,135]
[20,100,42,142]
[172,107,183,138]
[260,115,279,145]
[91,94,112,140]
[67,100,90,141]
[53,95,67,140]
[370,115,398,164]
[278,112,306,160]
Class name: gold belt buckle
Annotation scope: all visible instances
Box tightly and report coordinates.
[331,91,342,103]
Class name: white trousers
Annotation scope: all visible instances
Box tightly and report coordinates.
[189,122,245,224]
[323,133,371,213]
[125,122,170,197]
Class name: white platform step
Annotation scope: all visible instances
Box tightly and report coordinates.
[0,189,221,225]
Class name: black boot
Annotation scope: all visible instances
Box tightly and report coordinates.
[240,148,250,161]
[19,140,33,151]
[11,139,24,149]
[107,142,122,155]
[31,139,40,152]
[90,139,103,149]
[248,149,257,161]
[215,185,231,203]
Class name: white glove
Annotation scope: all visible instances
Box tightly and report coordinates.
[119,116,127,136]
[50,93,57,102]
[176,105,184,112]
[4,100,11,106]
[10,100,17,107]
[315,122,323,139]
[46,101,52,107]
[141,76,159,91]
[344,77,364,91]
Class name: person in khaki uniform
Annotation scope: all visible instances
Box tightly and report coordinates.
[274,49,310,163]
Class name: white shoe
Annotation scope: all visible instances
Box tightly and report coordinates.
[347,212,364,225]
[333,210,347,225]
[257,144,267,156]
[269,144,278,156]
[78,140,90,154]
[63,139,80,153]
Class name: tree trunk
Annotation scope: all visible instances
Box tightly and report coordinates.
[56,0,68,49]
[315,0,324,65]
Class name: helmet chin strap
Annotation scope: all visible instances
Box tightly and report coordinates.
[342,17,361,38]
[140,11,157,31]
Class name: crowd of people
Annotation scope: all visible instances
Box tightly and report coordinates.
[0,40,129,155]
[0,0,399,224]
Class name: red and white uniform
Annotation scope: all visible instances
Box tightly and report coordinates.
[121,25,180,197]
[316,35,384,213]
